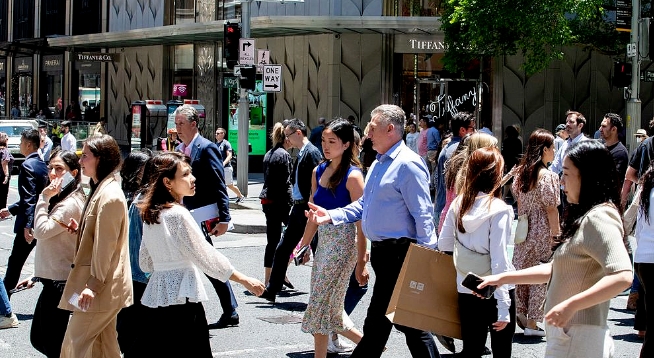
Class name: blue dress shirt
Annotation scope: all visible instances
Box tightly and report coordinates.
[329,140,437,247]
[427,127,441,151]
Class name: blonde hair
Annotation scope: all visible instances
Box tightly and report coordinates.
[455,132,498,193]
[271,122,285,147]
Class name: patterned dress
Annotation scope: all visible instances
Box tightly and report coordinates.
[511,168,560,321]
[301,163,359,335]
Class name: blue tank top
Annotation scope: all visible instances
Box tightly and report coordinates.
[313,162,360,210]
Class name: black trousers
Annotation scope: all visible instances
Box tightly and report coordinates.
[4,233,36,297]
[0,175,9,209]
[30,279,70,358]
[140,301,212,358]
[350,240,439,358]
[268,203,308,293]
[458,289,516,358]
[636,263,654,358]
[117,281,148,357]
[203,234,238,316]
[262,202,290,268]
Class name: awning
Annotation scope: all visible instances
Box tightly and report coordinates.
[47,16,442,49]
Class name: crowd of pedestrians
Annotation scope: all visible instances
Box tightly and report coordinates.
[0,103,648,358]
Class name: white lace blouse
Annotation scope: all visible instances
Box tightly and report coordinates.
[139,204,234,308]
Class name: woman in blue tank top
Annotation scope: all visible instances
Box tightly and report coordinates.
[295,119,367,358]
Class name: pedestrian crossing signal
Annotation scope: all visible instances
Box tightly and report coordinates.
[224,23,241,70]
[613,61,632,88]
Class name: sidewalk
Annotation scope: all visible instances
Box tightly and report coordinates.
[228,173,267,234]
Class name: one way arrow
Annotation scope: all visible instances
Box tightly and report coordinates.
[264,83,279,89]
[242,41,252,52]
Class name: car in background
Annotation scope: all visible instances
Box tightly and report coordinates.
[0,119,39,171]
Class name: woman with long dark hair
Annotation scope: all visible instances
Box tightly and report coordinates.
[116,149,153,357]
[295,119,367,357]
[59,135,132,358]
[137,152,264,357]
[510,129,560,335]
[480,140,632,357]
[260,122,293,286]
[439,147,516,357]
[16,150,86,357]
[635,163,654,357]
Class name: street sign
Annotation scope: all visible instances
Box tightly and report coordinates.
[233,65,243,77]
[223,77,238,88]
[257,49,270,73]
[628,43,637,57]
[263,64,282,92]
[239,38,255,65]
[616,0,632,32]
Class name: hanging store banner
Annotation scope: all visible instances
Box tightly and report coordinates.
[42,55,64,72]
[14,57,33,73]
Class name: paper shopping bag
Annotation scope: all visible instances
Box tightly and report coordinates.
[385,243,461,339]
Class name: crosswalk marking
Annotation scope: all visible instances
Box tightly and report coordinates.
[212,344,313,356]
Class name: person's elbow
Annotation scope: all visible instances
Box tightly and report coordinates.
[615,270,634,291]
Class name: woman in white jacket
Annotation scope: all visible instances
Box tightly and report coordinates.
[137,152,264,357]
[439,146,516,357]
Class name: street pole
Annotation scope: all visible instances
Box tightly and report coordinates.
[626,0,641,154]
[237,0,251,196]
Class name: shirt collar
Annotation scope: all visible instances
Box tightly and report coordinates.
[568,133,584,144]
[298,141,309,156]
[182,132,200,152]
[376,140,404,162]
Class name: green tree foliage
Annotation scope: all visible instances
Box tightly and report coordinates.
[441,0,629,75]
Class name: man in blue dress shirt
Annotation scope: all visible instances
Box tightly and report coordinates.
[305,105,440,358]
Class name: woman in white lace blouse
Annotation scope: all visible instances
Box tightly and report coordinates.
[137,152,264,357]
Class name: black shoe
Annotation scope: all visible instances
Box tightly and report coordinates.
[435,335,456,353]
[283,279,294,290]
[208,313,239,329]
[259,289,276,303]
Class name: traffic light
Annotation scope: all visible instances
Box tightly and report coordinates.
[239,66,256,90]
[224,22,241,70]
[613,61,632,88]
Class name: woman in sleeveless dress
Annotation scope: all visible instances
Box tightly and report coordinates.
[510,129,560,336]
[295,119,367,358]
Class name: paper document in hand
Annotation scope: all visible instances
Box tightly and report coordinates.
[189,203,234,234]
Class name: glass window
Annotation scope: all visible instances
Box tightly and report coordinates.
[218,0,240,20]
[173,45,194,99]
[390,0,443,16]
[175,0,195,24]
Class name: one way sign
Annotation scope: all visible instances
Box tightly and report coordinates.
[263,65,282,93]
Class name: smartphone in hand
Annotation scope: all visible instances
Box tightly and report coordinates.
[462,272,496,299]
[294,245,310,266]
[61,172,75,190]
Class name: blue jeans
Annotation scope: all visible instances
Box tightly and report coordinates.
[0,278,12,316]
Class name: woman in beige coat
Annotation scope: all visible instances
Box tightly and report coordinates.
[59,135,132,358]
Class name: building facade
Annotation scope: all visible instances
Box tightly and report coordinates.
[0,0,651,157]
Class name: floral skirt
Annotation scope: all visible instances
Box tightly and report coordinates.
[301,223,357,335]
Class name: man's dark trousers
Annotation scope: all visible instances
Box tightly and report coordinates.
[4,235,36,295]
[350,240,440,358]
[267,203,308,293]
[204,234,237,314]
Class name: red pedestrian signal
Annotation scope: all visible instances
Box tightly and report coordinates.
[613,61,632,88]
[224,23,241,70]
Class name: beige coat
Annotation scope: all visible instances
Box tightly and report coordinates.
[59,173,133,312]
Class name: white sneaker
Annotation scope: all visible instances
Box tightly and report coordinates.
[0,313,18,329]
[523,327,546,337]
[327,336,354,353]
